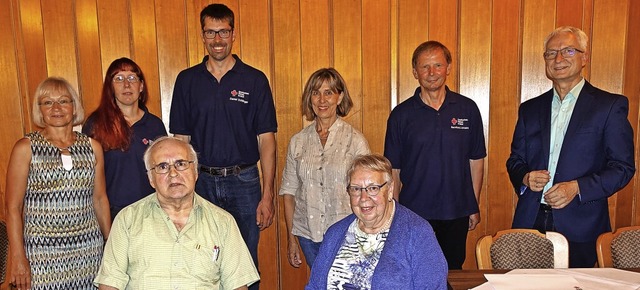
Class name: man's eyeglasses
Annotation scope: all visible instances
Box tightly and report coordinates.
[203,29,233,39]
[113,75,141,84]
[347,182,388,197]
[148,160,195,174]
[38,98,74,108]
[543,47,584,60]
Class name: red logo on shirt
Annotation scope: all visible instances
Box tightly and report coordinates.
[451,118,458,125]
[142,138,149,145]
[231,90,238,97]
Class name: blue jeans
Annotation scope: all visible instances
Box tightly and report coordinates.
[196,165,261,289]
[297,236,322,268]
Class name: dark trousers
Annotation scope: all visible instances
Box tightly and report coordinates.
[427,216,469,270]
[532,204,597,268]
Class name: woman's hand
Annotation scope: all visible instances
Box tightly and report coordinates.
[287,238,303,268]
[9,254,31,290]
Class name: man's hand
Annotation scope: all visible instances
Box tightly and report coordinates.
[544,180,579,209]
[256,195,274,230]
[524,170,551,192]
[469,213,481,230]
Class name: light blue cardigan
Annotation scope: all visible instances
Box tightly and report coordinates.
[306,202,448,289]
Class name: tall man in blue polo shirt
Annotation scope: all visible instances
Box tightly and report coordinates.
[384,41,486,269]
[169,4,277,288]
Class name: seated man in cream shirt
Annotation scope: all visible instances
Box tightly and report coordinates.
[95,136,259,290]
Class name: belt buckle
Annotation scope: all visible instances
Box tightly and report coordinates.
[221,167,229,177]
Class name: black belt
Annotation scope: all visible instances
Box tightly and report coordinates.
[539,203,552,212]
[199,164,255,177]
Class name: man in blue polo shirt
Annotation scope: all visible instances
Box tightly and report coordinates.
[169,4,276,288]
[384,41,486,269]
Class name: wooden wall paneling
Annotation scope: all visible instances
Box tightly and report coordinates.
[300,0,331,77]
[130,0,162,118]
[75,0,102,115]
[333,0,364,132]
[590,0,629,229]
[487,0,522,235]
[626,0,640,227]
[272,0,305,288]
[396,0,429,105]
[555,0,584,28]
[459,0,492,270]
[520,0,554,102]
[16,0,46,133]
[238,1,279,289]
[390,0,398,110]
[427,0,458,92]
[41,0,79,87]
[96,0,131,75]
[155,1,188,126]
[361,0,391,154]
[0,0,26,220]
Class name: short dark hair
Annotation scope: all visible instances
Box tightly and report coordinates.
[200,4,234,30]
[412,40,452,68]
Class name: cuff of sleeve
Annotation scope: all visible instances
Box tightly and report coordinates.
[519,185,528,195]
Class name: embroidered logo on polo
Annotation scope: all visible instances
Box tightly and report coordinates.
[229,89,249,104]
[451,117,470,130]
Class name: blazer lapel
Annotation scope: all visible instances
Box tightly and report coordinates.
[563,81,595,142]
[540,90,553,165]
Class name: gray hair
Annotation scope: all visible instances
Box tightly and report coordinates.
[543,26,588,51]
[347,154,393,184]
[143,136,199,177]
[32,77,84,127]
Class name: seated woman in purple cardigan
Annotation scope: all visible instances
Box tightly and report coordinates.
[306,154,448,290]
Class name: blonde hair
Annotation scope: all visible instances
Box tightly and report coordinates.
[31,77,84,127]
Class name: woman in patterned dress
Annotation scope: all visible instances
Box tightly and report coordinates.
[306,154,448,290]
[5,77,111,289]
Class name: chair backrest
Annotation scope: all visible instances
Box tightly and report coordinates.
[596,225,640,268]
[476,229,569,270]
[0,220,7,284]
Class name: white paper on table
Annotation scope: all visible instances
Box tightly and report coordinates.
[509,268,640,290]
[484,274,581,290]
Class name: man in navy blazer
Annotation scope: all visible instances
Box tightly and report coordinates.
[506,26,635,268]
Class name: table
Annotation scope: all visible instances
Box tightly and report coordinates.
[447,268,640,290]
[447,269,508,290]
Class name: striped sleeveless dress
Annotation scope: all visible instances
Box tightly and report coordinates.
[23,131,104,289]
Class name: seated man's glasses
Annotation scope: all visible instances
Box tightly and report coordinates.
[347,182,388,197]
[543,47,584,60]
[113,75,141,84]
[148,160,195,174]
[203,29,233,39]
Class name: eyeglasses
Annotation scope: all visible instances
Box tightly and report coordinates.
[203,29,233,39]
[113,75,141,84]
[38,98,74,108]
[347,182,388,197]
[543,47,584,60]
[148,160,195,174]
